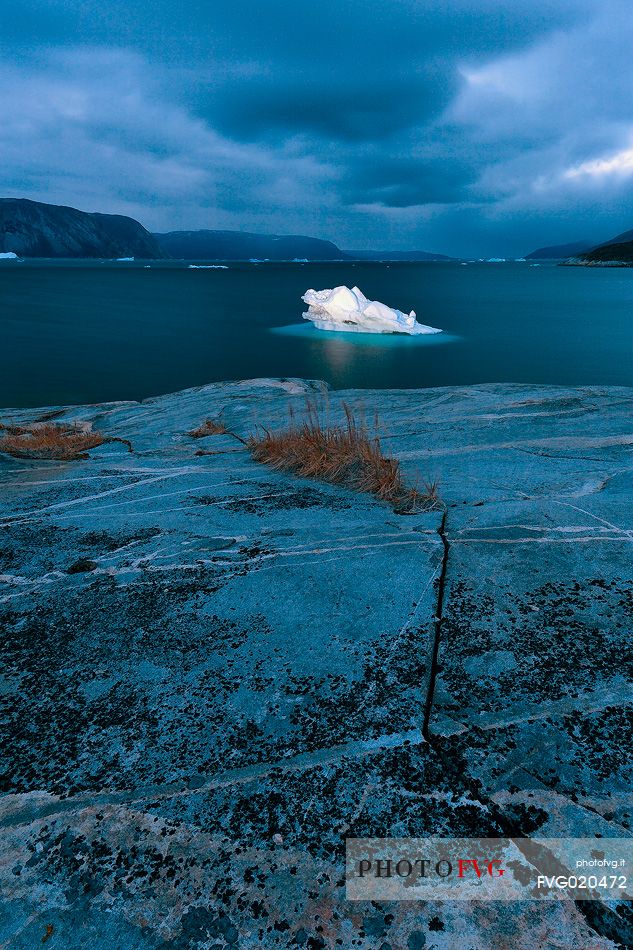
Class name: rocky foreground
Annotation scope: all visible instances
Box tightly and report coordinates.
[1,380,632,948]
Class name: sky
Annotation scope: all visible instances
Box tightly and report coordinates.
[2,0,633,256]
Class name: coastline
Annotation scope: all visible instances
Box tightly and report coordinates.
[2,378,632,947]
[562,259,633,267]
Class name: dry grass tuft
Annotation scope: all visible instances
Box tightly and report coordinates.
[189,416,247,444]
[189,418,230,438]
[0,423,132,460]
[247,401,441,513]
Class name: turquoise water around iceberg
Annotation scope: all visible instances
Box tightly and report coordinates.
[271,323,461,347]
[0,259,632,408]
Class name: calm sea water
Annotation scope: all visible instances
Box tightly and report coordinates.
[1,259,632,408]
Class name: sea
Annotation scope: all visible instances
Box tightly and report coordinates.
[1,259,632,408]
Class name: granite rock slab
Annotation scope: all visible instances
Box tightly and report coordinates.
[1,380,631,948]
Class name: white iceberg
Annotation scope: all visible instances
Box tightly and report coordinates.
[0,251,18,259]
[301,285,441,335]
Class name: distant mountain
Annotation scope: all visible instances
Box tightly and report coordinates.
[154,230,454,262]
[154,230,347,261]
[526,227,633,262]
[343,249,454,261]
[599,228,633,245]
[525,240,594,259]
[572,226,633,264]
[581,239,633,264]
[0,198,166,258]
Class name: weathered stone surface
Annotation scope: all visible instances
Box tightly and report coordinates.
[1,380,631,948]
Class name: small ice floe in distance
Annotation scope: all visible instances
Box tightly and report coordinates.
[0,251,18,259]
[301,285,441,335]
[116,257,134,261]
[188,264,229,269]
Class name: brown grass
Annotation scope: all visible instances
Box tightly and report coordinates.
[0,423,132,460]
[247,402,441,513]
[189,418,230,438]
[188,417,247,444]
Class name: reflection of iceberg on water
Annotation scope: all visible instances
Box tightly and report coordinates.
[301,285,441,335]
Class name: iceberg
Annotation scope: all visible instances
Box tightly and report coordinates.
[301,285,441,335]
[0,251,18,259]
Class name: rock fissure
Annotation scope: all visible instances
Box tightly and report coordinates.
[422,510,450,741]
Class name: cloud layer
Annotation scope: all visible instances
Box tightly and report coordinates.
[2,0,633,254]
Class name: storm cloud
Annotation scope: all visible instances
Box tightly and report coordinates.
[2,0,632,255]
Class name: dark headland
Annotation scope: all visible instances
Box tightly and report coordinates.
[526,226,633,264]
[0,198,166,259]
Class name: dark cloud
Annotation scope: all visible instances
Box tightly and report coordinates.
[206,76,447,143]
[2,0,633,254]
[341,156,476,207]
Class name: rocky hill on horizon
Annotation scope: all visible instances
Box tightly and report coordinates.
[155,229,455,262]
[525,240,594,259]
[526,226,633,263]
[581,239,633,264]
[0,198,166,259]
[154,229,347,261]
